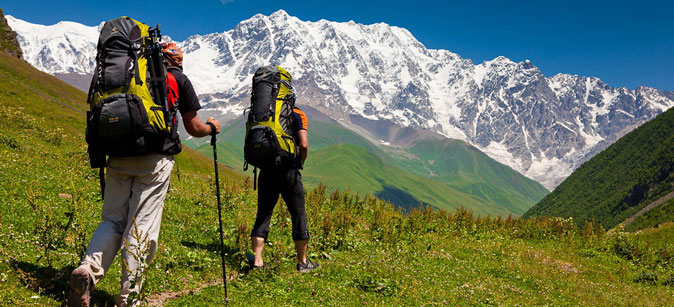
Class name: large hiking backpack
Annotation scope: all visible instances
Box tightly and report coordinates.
[86,16,180,171]
[244,66,297,171]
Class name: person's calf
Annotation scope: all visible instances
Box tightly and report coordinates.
[294,239,308,264]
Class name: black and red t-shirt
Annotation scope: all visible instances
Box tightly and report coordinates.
[167,67,202,115]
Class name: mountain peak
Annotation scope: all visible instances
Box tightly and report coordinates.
[490,55,515,64]
[241,10,295,28]
[270,9,290,18]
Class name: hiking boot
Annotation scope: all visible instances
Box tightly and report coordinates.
[251,263,269,271]
[297,260,320,273]
[68,267,91,307]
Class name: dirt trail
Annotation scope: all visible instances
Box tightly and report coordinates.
[146,280,224,306]
[622,189,674,227]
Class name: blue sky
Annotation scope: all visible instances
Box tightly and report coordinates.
[2,0,673,91]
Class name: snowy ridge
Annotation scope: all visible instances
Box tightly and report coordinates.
[5,15,99,75]
[8,10,674,189]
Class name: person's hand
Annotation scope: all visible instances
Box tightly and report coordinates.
[207,117,221,134]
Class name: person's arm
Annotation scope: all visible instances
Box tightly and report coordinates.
[182,110,220,137]
[297,129,308,164]
[171,69,219,137]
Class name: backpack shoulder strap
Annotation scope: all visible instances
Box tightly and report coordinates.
[166,70,179,109]
[99,167,106,200]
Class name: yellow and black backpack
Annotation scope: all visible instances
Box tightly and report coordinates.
[86,17,180,165]
[244,65,297,173]
[85,17,179,197]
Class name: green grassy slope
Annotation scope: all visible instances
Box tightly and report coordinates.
[524,106,674,230]
[389,138,548,214]
[1,49,674,306]
[194,115,386,161]
[302,144,511,215]
[195,116,547,215]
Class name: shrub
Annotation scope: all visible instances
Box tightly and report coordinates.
[612,233,640,261]
[633,270,658,285]
[26,184,74,268]
[43,128,64,146]
[0,134,19,149]
[582,220,605,239]
[662,273,674,286]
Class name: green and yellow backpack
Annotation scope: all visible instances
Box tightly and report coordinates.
[85,17,179,198]
[86,16,179,168]
[244,65,297,171]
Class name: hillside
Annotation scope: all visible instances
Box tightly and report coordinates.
[388,137,548,214]
[524,106,674,230]
[625,198,674,232]
[192,113,547,216]
[303,144,505,215]
[1,45,674,306]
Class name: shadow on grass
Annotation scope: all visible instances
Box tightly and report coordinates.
[181,240,220,253]
[12,261,116,306]
[375,184,427,212]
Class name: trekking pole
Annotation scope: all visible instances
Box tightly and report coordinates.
[208,123,230,304]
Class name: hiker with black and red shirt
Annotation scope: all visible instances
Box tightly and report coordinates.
[250,106,320,272]
[69,41,220,307]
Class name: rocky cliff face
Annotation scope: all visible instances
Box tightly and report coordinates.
[7,10,674,189]
[0,9,23,59]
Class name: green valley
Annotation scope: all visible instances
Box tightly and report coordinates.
[388,137,548,214]
[303,143,508,215]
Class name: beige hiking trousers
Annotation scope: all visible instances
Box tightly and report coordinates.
[78,153,174,306]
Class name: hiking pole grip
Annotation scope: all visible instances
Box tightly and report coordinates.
[207,121,229,303]
[207,122,217,146]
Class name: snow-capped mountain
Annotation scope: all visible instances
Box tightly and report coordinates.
[5,15,99,75]
[8,10,674,189]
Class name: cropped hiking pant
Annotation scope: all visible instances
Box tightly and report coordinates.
[78,153,174,306]
[251,167,310,241]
